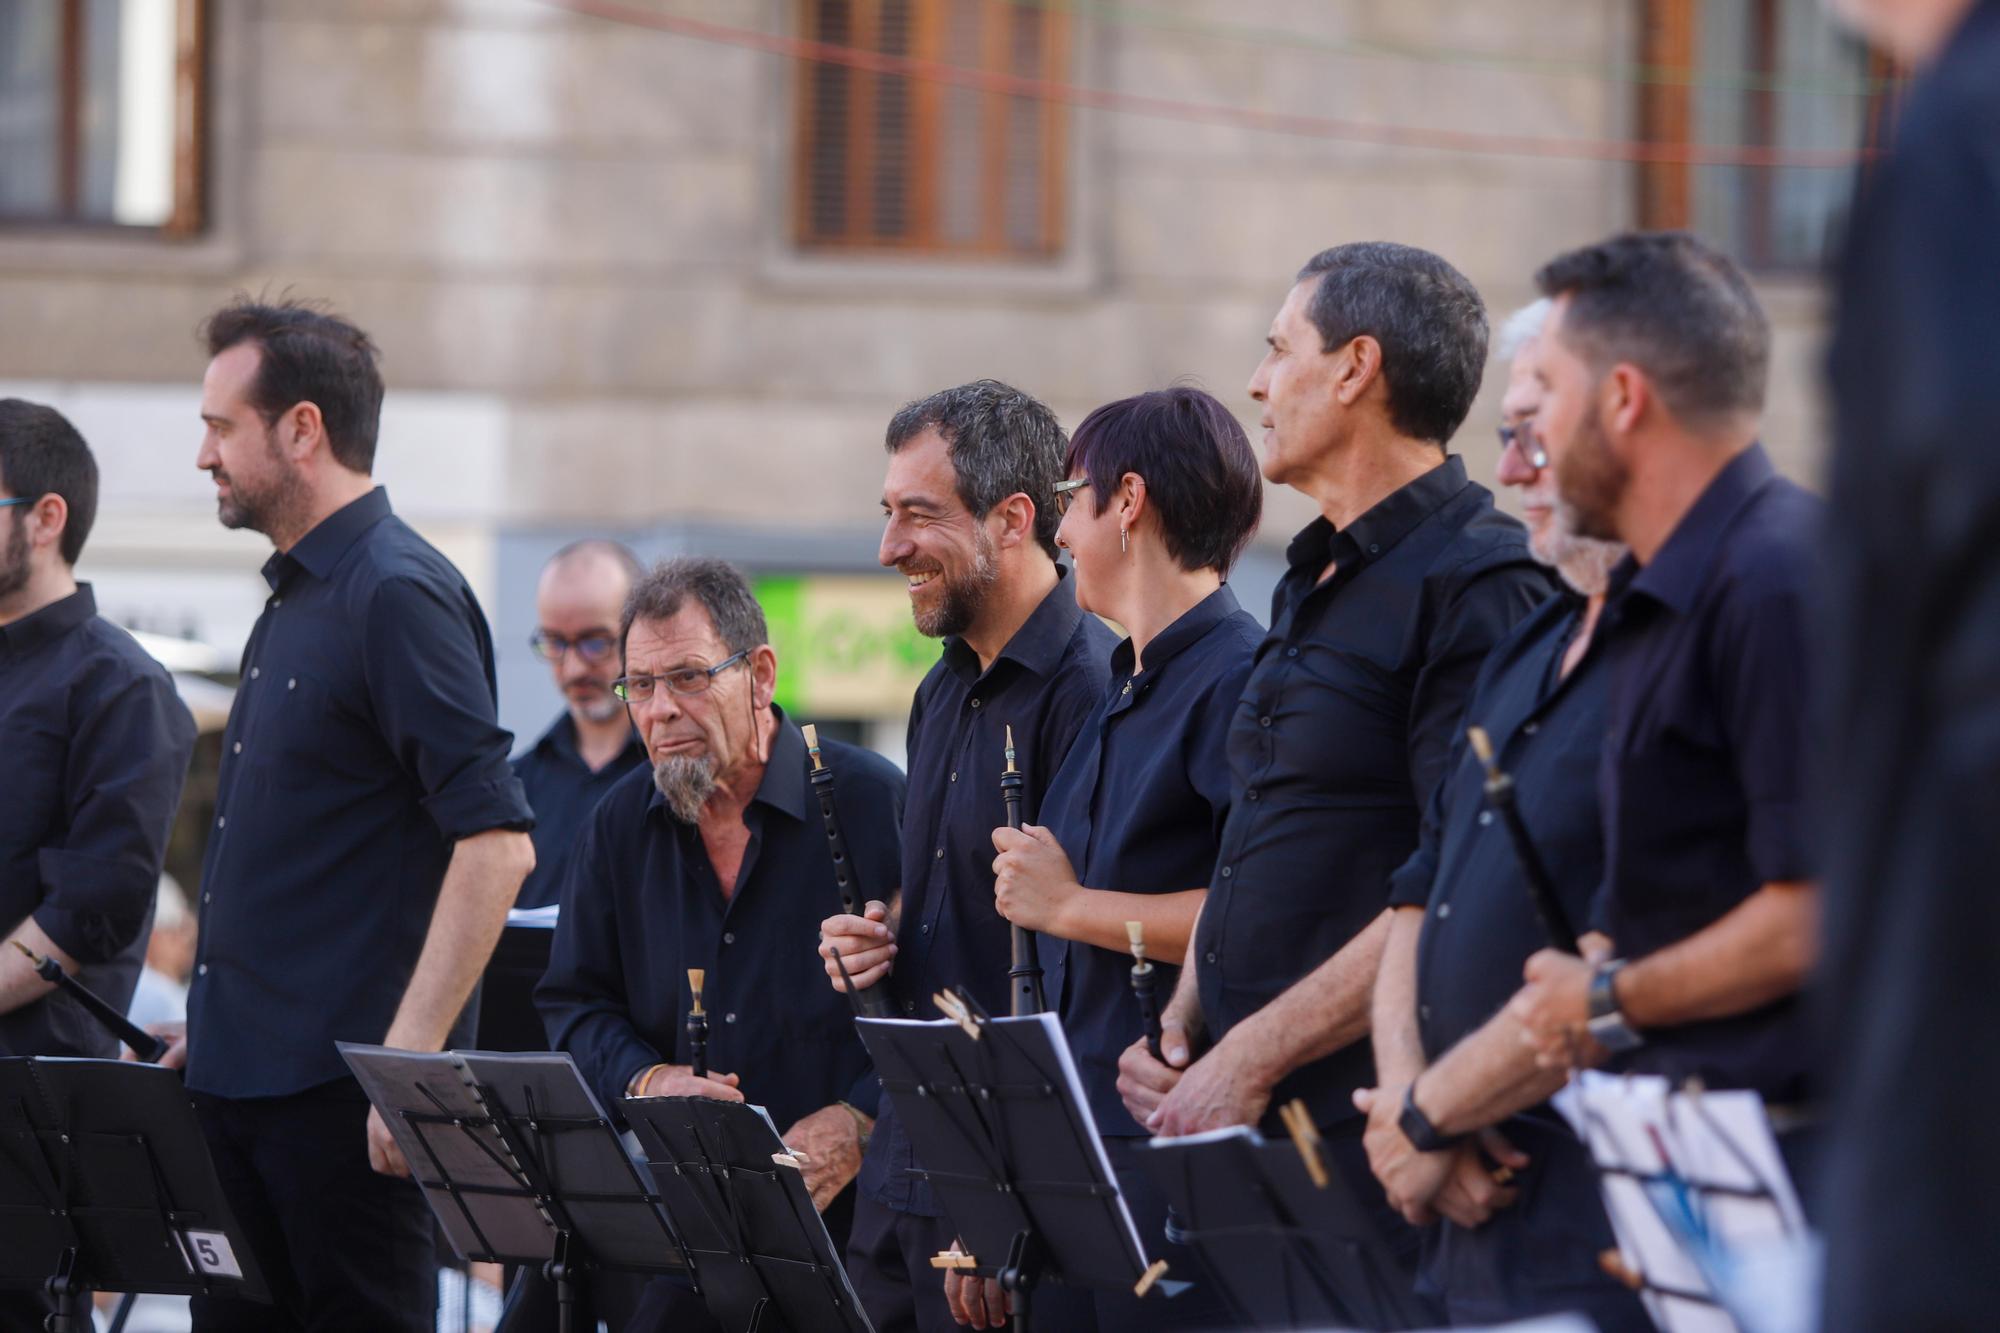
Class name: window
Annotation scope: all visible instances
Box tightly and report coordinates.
[1638,0,1898,270]
[795,0,1068,259]
[0,0,206,233]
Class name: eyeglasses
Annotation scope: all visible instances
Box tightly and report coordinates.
[1052,477,1091,518]
[0,497,33,512]
[1497,421,1549,471]
[530,629,619,663]
[612,649,751,703]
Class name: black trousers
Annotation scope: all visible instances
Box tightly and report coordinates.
[188,1079,437,1332]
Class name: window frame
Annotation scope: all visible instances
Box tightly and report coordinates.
[0,0,209,237]
[791,0,1071,261]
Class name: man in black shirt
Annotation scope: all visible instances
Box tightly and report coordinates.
[513,539,647,909]
[537,556,905,1331]
[819,381,1114,1332]
[0,399,195,1059]
[1354,305,1646,1328]
[1818,3,1999,1325]
[178,300,536,1332]
[1122,247,1550,1194]
[1509,234,1820,1160]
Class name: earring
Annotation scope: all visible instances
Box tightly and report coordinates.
[1120,528,1129,555]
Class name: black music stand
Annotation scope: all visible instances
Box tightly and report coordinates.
[1138,1125,1435,1331]
[855,999,1167,1332]
[0,1058,269,1331]
[623,1096,875,1333]
[340,1045,687,1333]
[474,922,556,1053]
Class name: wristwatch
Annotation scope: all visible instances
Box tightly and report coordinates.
[1586,960,1644,1053]
[1398,1080,1461,1154]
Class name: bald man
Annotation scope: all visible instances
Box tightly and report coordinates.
[513,540,648,908]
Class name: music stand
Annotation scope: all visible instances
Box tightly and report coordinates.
[1138,1124,1435,1330]
[474,923,555,1053]
[855,998,1165,1333]
[0,1058,269,1332]
[623,1096,875,1333]
[340,1045,687,1333]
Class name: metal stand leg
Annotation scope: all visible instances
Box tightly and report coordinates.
[42,1248,87,1333]
[546,1231,578,1333]
[998,1230,1039,1333]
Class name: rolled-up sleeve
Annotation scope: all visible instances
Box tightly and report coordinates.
[362,575,532,842]
[35,667,195,964]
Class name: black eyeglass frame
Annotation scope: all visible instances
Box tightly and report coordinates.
[611,648,753,703]
[529,629,621,663]
[1497,421,1549,471]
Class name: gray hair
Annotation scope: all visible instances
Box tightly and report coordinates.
[1294,242,1489,446]
[620,556,768,657]
[885,379,1068,559]
[1496,299,1551,363]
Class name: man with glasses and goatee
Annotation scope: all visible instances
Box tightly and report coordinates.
[511,539,649,908]
[536,556,906,1333]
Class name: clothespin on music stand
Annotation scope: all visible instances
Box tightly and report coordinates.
[1133,1258,1171,1297]
[1278,1099,1329,1189]
[930,1246,980,1271]
[932,990,984,1041]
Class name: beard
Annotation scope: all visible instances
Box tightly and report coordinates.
[910,529,999,639]
[654,753,718,823]
[1553,408,1628,545]
[214,429,308,535]
[1525,480,1627,598]
[0,512,27,602]
[573,690,626,725]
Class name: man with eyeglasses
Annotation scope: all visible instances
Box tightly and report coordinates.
[1351,303,1646,1328]
[536,556,905,1333]
[511,540,648,909]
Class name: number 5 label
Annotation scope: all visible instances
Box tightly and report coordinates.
[181,1230,244,1279]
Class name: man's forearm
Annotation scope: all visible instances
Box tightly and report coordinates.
[0,918,71,1017]
[1617,880,1817,1030]
[1370,908,1427,1087]
[1419,1004,1568,1138]
[1227,909,1392,1086]
[384,829,534,1051]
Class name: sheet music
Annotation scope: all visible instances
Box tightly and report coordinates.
[1554,1072,1810,1333]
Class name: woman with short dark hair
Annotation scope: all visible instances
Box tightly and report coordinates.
[977,385,1262,1330]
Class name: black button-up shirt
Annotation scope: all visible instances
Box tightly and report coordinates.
[187,488,533,1098]
[1393,592,1609,1058]
[1038,586,1262,1137]
[1,585,196,1058]
[1593,444,1819,1101]
[1194,456,1554,1128]
[512,713,646,909]
[861,568,1115,1215]
[1390,593,1646,1317]
[535,715,905,1130]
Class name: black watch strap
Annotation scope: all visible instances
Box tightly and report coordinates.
[1398,1081,1461,1153]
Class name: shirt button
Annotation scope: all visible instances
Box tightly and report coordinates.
[288,678,297,690]
[1220,866,1232,878]
[1437,903,1452,920]
[1420,1004,1432,1022]
[950,772,957,782]
[722,932,735,945]
[271,597,282,608]
[1259,716,1272,728]
[970,698,982,709]
[724,1013,737,1024]
[934,848,944,860]
[1205,952,1217,965]
[1368,543,1381,555]
[921,923,931,935]
[216,815,226,829]
[250,667,260,679]
[1523,721,1540,735]
[197,963,209,976]
[1286,647,1299,658]
[1247,789,1260,802]
[232,741,242,754]
[203,892,211,904]
[905,1000,918,1014]
[1478,810,1494,827]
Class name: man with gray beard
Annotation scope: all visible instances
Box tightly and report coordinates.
[536,556,905,1332]
[1352,304,1647,1328]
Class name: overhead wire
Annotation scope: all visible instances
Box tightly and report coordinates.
[535,0,1880,168]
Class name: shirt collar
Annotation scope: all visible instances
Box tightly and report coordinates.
[534,711,645,771]
[1110,584,1242,678]
[942,565,1087,685]
[0,583,97,658]
[644,705,810,826]
[1284,455,1470,574]
[263,487,394,590]
[1626,443,1776,614]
